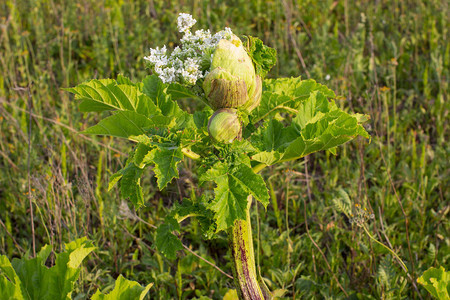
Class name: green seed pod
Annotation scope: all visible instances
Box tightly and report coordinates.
[208,108,241,144]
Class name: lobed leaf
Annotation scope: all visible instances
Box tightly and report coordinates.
[82,111,171,140]
[167,82,204,103]
[0,237,95,300]
[251,90,369,165]
[149,146,184,190]
[251,92,295,123]
[251,77,336,123]
[200,162,269,232]
[244,36,277,78]
[143,75,183,117]
[417,266,450,300]
[91,275,152,300]
[263,77,335,99]
[118,163,145,208]
[155,217,183,260]
[169,198,216,239]
[67,79,159,116]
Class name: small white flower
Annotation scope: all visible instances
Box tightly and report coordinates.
[171,57,183,69]
[160,67,177,83]
[177,13,196,33]
[144,46,168,66]
[325,74,331,81]
[172,46,182,57]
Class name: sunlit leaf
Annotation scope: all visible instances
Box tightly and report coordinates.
[0,238,95,300]
[91,275,152,300]
[417,266,450,300]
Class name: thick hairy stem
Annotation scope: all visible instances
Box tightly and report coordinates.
[229,197,272,300]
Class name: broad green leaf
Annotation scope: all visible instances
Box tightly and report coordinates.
[0,275,23,299]
[251,119,298,152]
[251,92,296,123]
[45,239,96,300]
[417,266,450,300]
[167,82,203,102]
[91,275,153,300]
[155,217,183,260]
[143,75,183,117]
[116,74,135,86]
[168,198,216,238]
[264,77,335,99]
[292,91,330,131]
[142,75,165,104]
[0,237,95,300]
[251,89,369,165]
[201,162,248,232]
[67,80,128,111]
[281,110,368,163]
[133,143,154,169]
[149,146,184,190]
[0,256,26,299]
[67,78,161,116]
[119,163,145,207]
[252,77,336,123]
[200,162,269,232]
[82,111,170,140]
[143,75,194,130]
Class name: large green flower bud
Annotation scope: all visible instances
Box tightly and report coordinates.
[245,75,262,112]
[208,108,241,144]
[203,37,261,112]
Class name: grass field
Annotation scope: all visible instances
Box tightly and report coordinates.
[0,0,448,299]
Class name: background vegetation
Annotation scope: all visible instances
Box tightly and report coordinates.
[0,0,448,298]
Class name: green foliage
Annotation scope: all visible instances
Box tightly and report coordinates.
[84,111,171,139]
[91,275,153,300]
[200,161,269,232]
[68,70,367,241]
[251,77,335,122]
[65,79,155,115]
[0,237,95,300]
[251,80,369,165]
[168,198,216,238]
[332,189,352,217]
[113,162,145,207]
[418,266,450,300]
[155,217,183,260]
[244,36,277,78]
[0,238,152,300]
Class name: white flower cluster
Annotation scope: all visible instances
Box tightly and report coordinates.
[177,13,196,33]
[144,13,234,85]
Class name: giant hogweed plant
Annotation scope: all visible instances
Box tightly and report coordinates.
[67,14,369,299]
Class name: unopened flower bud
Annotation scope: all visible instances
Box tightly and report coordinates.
[207,108,241,144]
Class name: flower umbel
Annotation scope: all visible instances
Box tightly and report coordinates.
[144,13,234,86]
